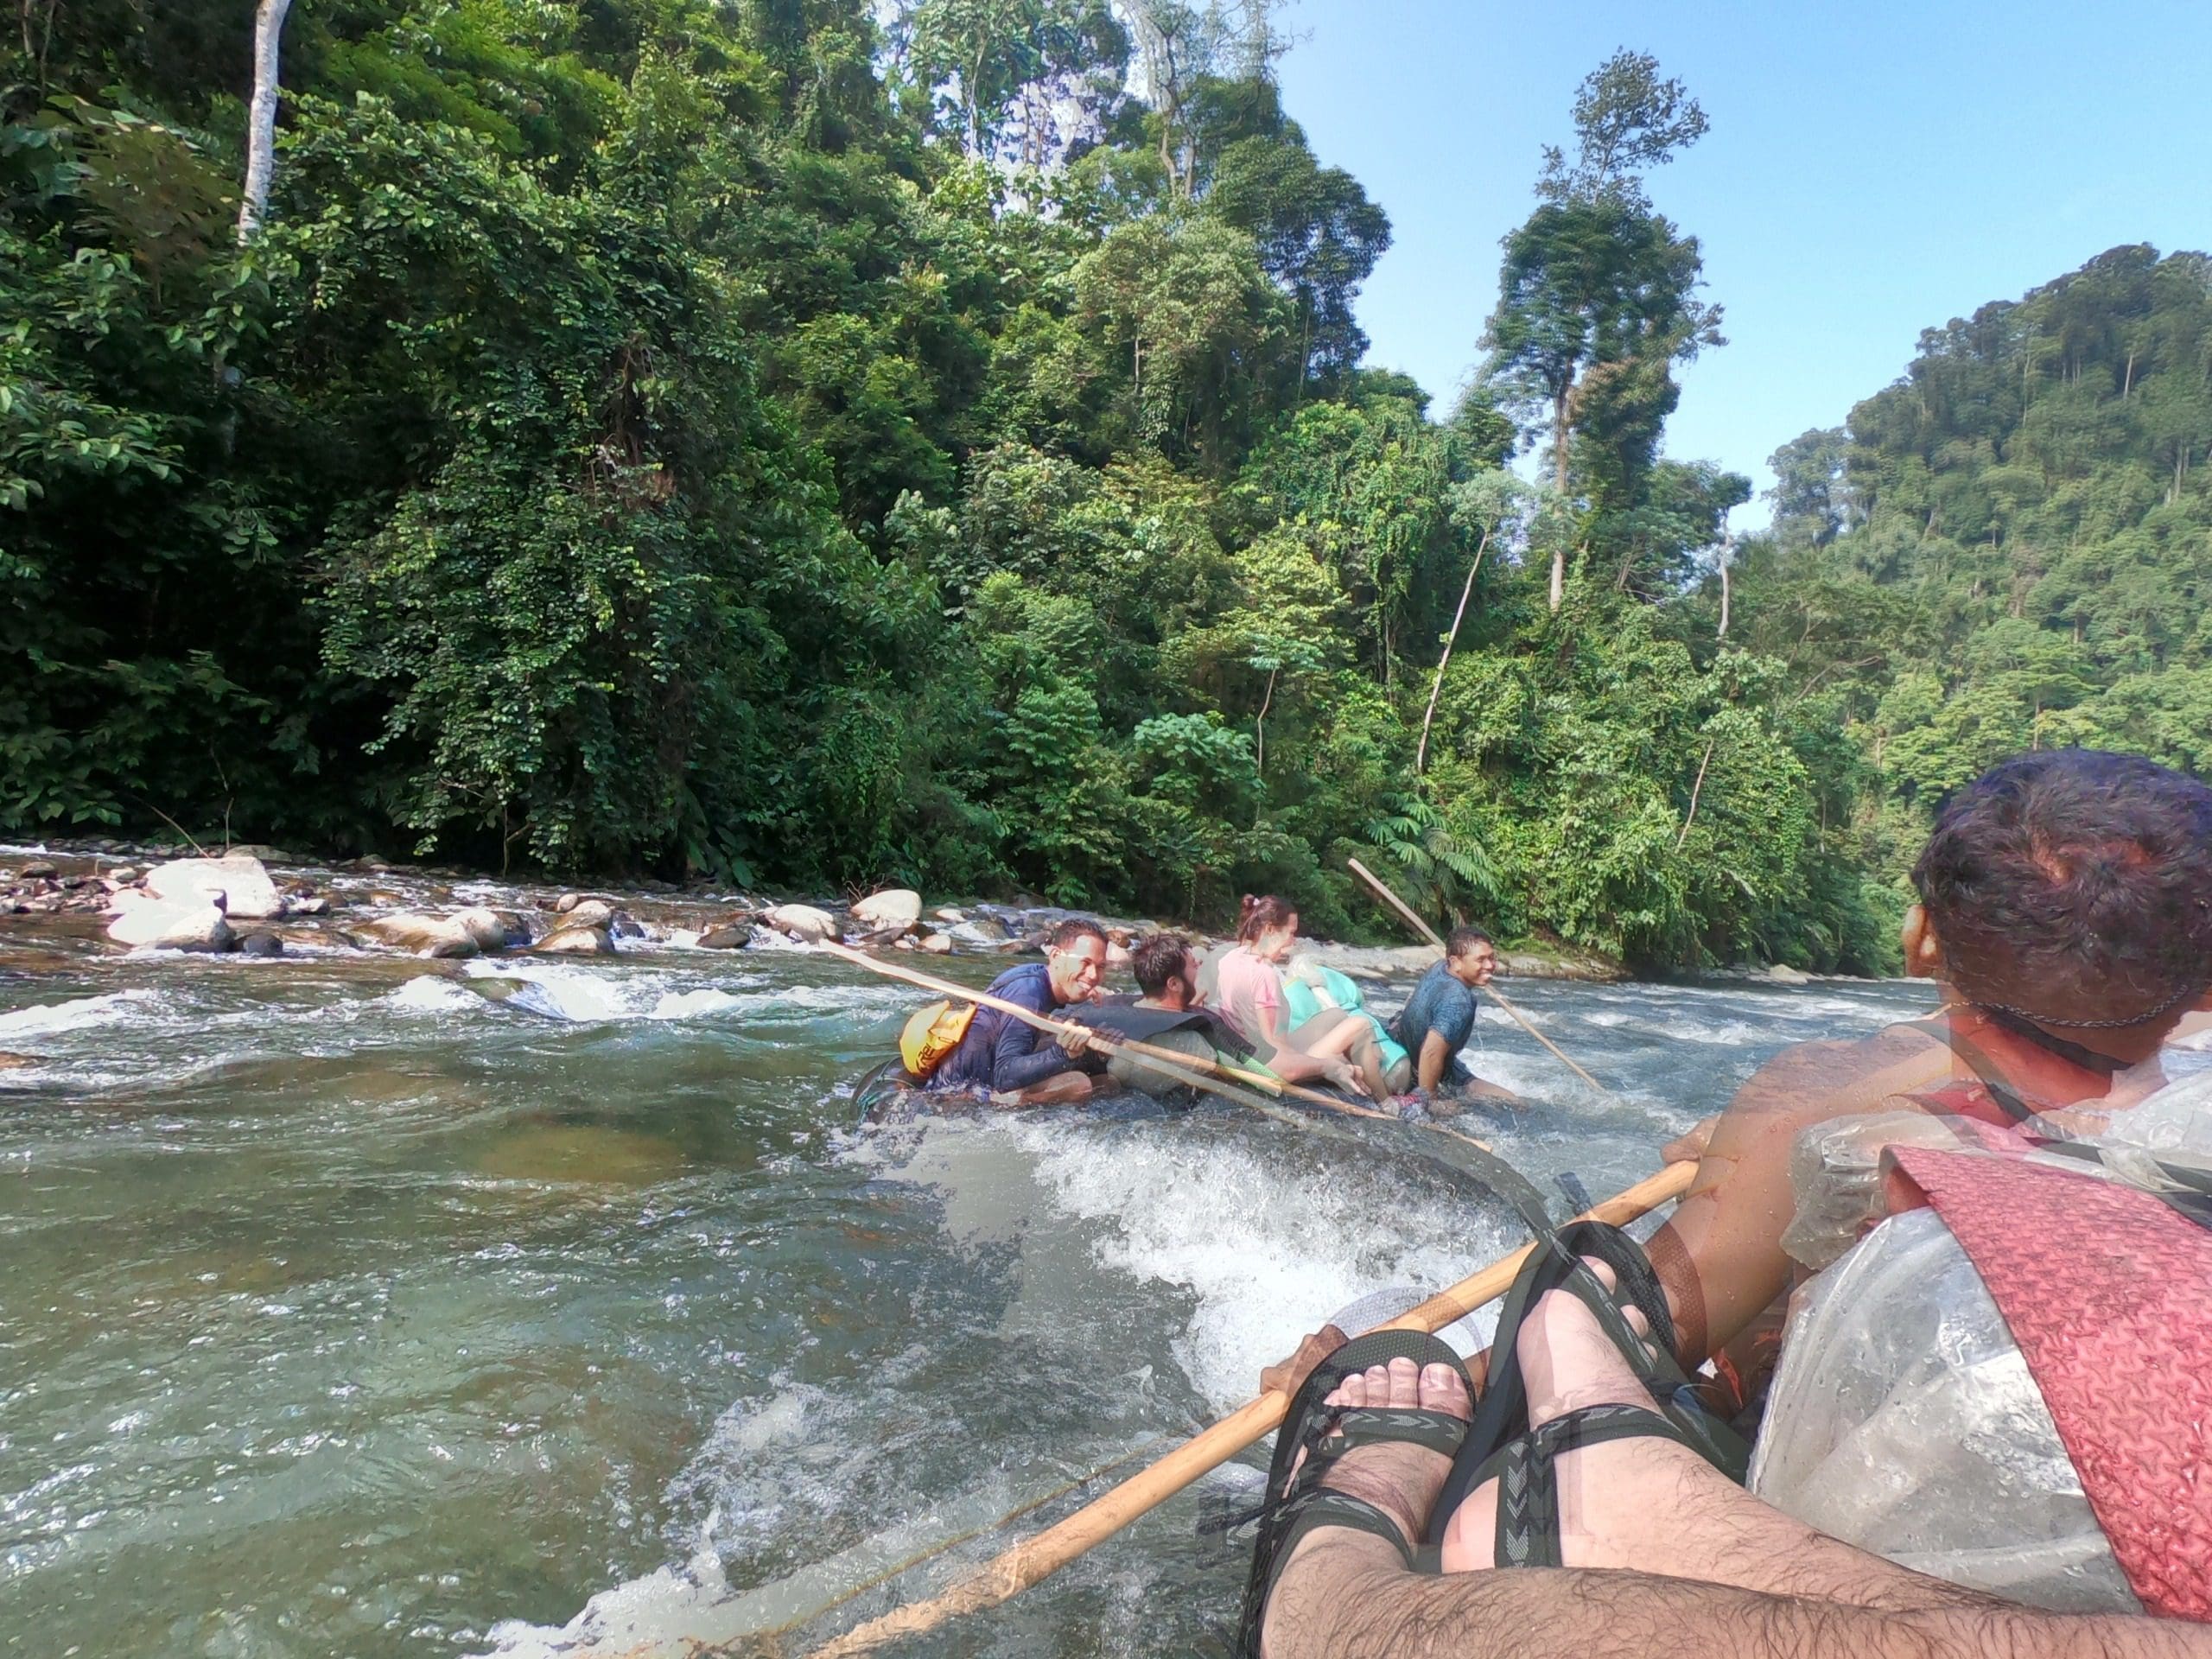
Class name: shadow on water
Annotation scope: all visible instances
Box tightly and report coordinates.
[0,925,1938,1657]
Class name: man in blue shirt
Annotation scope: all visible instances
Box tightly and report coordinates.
[1389,925,1502,1096]
[927,918,1115,1101]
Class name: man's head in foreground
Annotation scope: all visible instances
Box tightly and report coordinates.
[1907,747,2212,1063]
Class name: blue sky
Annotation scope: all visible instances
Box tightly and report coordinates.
[1271,0,2212,528]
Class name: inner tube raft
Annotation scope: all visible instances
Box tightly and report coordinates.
[1751,1120,2212,1618]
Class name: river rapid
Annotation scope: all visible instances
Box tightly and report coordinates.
[0,861,1943,1659]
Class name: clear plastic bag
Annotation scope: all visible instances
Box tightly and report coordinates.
[1750,1207,2139,1612]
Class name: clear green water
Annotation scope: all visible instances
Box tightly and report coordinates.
[0,899,1937,1658]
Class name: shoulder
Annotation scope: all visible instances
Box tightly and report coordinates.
[1727,1022,1945,1121]
[986,962,1049,999]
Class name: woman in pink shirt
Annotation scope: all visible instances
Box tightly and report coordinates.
[1214,896,1389,1101]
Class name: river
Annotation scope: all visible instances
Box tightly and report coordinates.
[0,866,1943,1658]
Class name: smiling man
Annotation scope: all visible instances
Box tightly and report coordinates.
[1389,926,1504,1098]
[925,917,1115,1103]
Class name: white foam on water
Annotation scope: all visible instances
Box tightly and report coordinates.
[998,1117,1511,1413]
[479,1382,1090,1659]
[385,976,480,1014]
[0,988,161,1039]
[442,960,909,1026]
[648,988,746,1020]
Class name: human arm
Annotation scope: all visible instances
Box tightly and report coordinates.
[1645,1028,1949,1365]
[988,974,1079,1093]
[1415,1029,1454,1092]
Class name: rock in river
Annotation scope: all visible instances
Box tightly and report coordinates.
[535,922,613,956]
[106,891,234,951]
[765,903,838,944]
[353,908,514,958]
[143,855,285,920]
[556,898,615,931]
[849,888,923,933]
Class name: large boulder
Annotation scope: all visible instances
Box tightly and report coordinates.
[353,907,513,958]
[106,890,234,951]
[765,903,838,944]
[950,916,1012,947]
[557,899,615,931]
[143,855,283,919]
[697,921,755,950]
[535,922,613,956]
[919,932,954,955]
[849,888,923,933]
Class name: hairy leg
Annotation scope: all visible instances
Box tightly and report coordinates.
[1261,1355,1471,1659]
[1440,1262,1995,1612]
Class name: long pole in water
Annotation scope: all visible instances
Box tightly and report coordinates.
[817,940,1494,1154]
[1347,856,1611,1097]
[798,1161,1695,1657]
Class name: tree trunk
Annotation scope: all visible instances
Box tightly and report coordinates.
[1549,385,1572,611]
[1715,531,1733,641]
[237,0,294,244]
[1416,531,1489,774]
[1255,663,1277,778]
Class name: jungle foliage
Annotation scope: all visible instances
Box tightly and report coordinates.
[4,7,2200,972]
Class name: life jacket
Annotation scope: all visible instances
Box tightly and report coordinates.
[899,999,976,1078]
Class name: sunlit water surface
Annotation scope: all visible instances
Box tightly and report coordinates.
[0,904,1951,1658]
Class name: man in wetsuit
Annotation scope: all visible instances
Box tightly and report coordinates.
[926,918,1114,1103]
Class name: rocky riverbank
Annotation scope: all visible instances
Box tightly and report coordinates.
[0,838,1630,982]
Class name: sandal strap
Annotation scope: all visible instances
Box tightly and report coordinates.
[1275,1488,1415,1565]
[1311,1406,1469,1465]
[1492,1404,1695,1568]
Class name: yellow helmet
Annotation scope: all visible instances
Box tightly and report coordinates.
[899,999,976,1077]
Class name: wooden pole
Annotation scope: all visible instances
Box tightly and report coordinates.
[817,940,1495,1155]
[1346,857,1611,1097]
[802,1162,1694,1657]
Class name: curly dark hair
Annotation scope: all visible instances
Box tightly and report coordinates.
[1131,931,1195,999]
[1912,749,2212,1030]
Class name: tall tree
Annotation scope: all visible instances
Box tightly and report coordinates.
[237,0,292,241]
[1481,50,1719,609]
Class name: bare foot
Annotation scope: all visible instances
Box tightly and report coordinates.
[1439,1258,1702,1573]
[1262,1356,1472,1658]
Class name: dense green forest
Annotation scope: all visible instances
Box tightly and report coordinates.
[4,3,2208,971]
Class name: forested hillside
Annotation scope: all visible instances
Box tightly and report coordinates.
[1735,245,2212,888]
[5,3,2203,973]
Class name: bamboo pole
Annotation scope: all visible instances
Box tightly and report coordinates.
[817,940,1495,1155]
[1347,857,1611,1096]
[800,1161,1693,1656]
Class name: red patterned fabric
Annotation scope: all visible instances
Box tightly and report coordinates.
[1888,1147,2212,1620]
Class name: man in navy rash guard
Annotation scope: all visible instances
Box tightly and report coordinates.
[926,918,1115,1102]
[1389,925,1502,1096]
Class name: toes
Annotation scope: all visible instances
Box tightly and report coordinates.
[1621,1306,1650,1338]
[1420,1360,1472,1421]
[1382,1357,1421,1408]
[1335,1370,1369,1410]
[1578,1255,1618,1294]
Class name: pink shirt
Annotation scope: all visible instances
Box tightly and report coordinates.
[1214,945,1285,1045]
